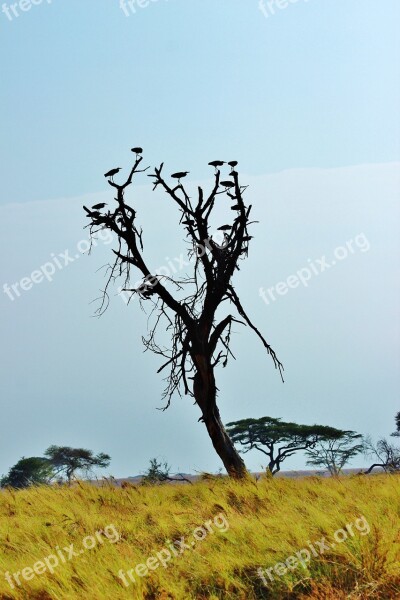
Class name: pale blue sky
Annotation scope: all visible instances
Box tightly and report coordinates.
[0,1,399,477]
[1,0,399,204]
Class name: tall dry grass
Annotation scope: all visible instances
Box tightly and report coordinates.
[0,474,399,599]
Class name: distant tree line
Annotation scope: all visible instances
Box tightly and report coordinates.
[1,412,398,488]
[0,446,110,489]
[226,411,400,477]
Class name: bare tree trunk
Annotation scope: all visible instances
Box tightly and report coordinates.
[270,461,279,475]
[364,463,386,474]
[193,359,247,479]
[203,407,248,479]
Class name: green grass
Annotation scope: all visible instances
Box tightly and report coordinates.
[0,475,399,599]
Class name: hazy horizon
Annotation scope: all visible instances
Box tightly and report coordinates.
[1,0,399,479]
[1,162,398,478]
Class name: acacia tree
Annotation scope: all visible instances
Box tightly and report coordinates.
[44,446,111,484]
[305,431,363,476]
[226,416,345,475]
[84,150,283,478]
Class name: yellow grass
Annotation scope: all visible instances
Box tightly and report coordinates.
[0,475,399,599]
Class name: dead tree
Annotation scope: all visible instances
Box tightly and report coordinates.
[84,150,283,479]
[363,436,400,474]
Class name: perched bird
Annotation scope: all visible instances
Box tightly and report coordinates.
[131,147,143,155]
[208,160,225,170]
[217,225,232,231]
[104,168,121,180]
[221,181,235,188]
[92,202,107,210]
[231,204,241,210]
[83,205,101,218]
[228,161,238,170]
[171,171,189,183]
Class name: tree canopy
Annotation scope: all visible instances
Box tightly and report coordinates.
[226,417,346,474]
[305,431,363,475]
[44,446,111,484]
[0,457,54,489]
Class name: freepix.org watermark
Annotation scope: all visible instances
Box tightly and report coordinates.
[1,0,53,22]
[259,233,370,306]
[117,232,228,305]
[119,0,168,18]
[258,0,311,20]
[4,524,119,590]
[257,515,370,585]
[117,513,229,587]
[3,229,113,302]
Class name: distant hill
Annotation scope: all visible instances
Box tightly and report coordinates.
[100,467,380,487]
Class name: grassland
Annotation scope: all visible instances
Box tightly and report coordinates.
[0,474,399,599]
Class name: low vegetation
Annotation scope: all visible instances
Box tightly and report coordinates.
[0,475,399,599]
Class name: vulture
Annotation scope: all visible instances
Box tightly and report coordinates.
[131,147,143,155]
[228,160,238,169]
[221,181,235,188]
[208,160,225,168]
[83,205,101,218]
[104,168,121,179]
[171,171,189,183]
[92,202,107,210]
[217,225,232,231]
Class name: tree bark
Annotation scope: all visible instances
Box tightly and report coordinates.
[193,356,247,479]
[203,406,248,479]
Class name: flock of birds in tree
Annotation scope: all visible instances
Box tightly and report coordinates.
[82,149,255,297]
[96,150,252,248]
[103,149,239,185]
